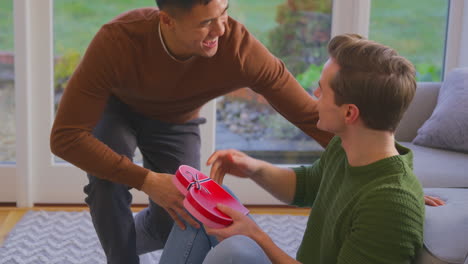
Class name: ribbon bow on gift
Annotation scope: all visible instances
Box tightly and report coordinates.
[185,170,212,194]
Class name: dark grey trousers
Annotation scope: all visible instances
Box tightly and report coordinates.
[83,96,205,264]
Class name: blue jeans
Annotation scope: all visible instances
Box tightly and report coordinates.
[83,96,205,264]
[160,229,271,264]
[159,187,271,264]
[159,219,218,263]
[203,235,271,264]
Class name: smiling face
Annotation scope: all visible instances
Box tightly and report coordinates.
[162,0,229,59]
[313,58,348,134]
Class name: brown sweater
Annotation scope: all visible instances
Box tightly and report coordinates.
[50,8,332,190]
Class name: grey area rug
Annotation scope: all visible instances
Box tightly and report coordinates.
[0,211,308,264]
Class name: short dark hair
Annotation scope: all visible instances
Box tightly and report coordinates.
[155,0,213,12]
[327,34,416,132]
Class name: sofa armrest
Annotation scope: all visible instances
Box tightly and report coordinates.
[395,82,441,142]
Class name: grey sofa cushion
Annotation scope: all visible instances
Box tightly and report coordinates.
[396,82,440,142]
[400,142,468,188]
[421,188,468,264]
[415,246,450,264]
[413,68,468,153]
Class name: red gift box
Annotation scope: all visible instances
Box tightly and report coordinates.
[173,165,249,228]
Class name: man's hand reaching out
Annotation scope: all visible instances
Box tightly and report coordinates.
[141,171,200,230]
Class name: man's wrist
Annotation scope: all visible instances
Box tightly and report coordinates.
[141,171,158,193]
[251,229,272,248]
[251,160,268,180]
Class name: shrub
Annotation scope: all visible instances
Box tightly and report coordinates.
[296,63,322,93]
[415,63,441,82]
[268,0,332,75]
[260,113,308,140]
[54,49,81,94]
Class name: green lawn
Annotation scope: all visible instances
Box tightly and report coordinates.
[0,1,13,52]
[53,0,155,55]
[52,0,282,55]
[228,0,284,45]
[0,0,448,80]
[369,0,448,66]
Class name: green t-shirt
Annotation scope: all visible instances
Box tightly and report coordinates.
[292,137,425,264]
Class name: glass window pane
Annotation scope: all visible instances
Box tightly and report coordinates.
[53,0,154,164]
[0,0,15,164]
[369,0,449,82]
[216,0,333,164]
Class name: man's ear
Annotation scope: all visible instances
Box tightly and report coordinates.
[344,104,360,124]
[159,11,175,29]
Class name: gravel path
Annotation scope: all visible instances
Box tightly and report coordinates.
[0,83,15,162]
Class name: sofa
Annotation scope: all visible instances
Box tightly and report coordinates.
[395,81,468,264]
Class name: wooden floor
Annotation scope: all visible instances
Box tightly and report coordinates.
[0,205,310,246]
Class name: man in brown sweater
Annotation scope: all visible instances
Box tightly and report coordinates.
[50,0,331,263]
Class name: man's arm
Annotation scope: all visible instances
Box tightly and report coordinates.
[207,149,297,204]
[50,25,150,189]
[251,162,297,204]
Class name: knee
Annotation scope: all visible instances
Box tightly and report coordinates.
[204,235,269,264]
[84,177,131,205]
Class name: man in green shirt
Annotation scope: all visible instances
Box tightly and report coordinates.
[160,33,426,263]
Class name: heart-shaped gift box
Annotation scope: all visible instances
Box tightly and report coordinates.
[173,165,249,228]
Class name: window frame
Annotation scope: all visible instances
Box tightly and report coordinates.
[4,0,467,206]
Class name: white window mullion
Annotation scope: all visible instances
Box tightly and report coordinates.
[460,0,468,67]
[14,0,34,207]
[332,0,371,37]
[445,0,468,76]
[199,101,216,175]
[14,0,54,207]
